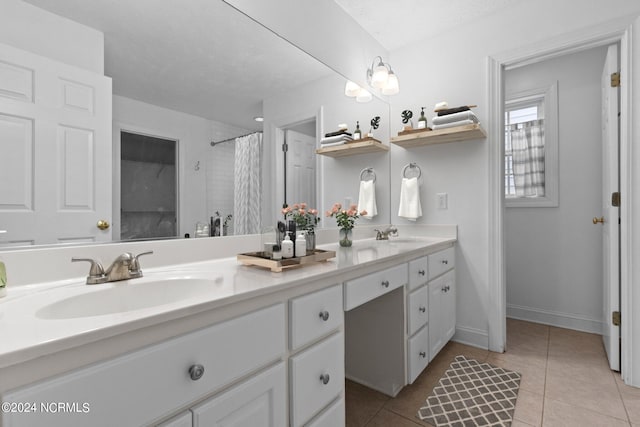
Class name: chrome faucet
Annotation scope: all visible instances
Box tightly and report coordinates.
[374,226,398,240]
[72,251,153,284]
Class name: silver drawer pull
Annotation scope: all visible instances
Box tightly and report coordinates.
[418,269,426,276]
[441,260,448,265]
[419,351,427,358]
[319,310,330,321]
[419,306,426,313]
[381,280,390,288]
[188,364,205,381]
[319,373,330,385]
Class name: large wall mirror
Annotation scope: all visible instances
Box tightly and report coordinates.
[1,0,391,249]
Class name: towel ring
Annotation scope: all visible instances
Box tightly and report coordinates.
[402,162,422,179]
[360,167,376,183]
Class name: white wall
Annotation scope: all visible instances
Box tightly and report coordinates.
[0,0,103,73]
[388,0,640,348]
[505,46,608,333]
[263,73,391,231]
[112,96,249,238]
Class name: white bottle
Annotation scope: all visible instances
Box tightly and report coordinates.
[295,233,306,257]
[281,235,294,258]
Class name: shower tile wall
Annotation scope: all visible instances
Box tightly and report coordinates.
[206,140,235,235]
[121,160,177,240]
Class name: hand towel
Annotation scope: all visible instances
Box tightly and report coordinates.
[398,177,422,221]
[357,179,377,219]
[431,110,479,126]
[321,134,353,144]
[431,119,476,130]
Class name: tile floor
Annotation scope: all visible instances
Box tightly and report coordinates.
[346,318,640,426]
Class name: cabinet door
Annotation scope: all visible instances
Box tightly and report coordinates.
[191,363,286,427]
[428,276,444,362]
[441,270,456,343]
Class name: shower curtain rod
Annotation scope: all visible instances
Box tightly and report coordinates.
[210,131,263,146]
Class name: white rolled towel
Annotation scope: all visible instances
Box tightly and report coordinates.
[431,110,479,126]
[398,177,422,221]
[357,180,377,219]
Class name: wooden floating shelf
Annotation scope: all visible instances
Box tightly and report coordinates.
[315,137,389,158]
[390,123,487,148]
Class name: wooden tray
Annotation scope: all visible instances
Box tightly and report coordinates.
[237,249,336,272]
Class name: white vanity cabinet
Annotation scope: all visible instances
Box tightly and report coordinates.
[2,304,286,427]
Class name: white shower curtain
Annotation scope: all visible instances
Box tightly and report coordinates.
[509,119,545,197]
[233,132,262,235]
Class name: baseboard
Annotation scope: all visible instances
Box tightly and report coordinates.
[453,325,489,350]
[507,304,603,334]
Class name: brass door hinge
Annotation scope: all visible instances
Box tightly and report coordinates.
[613,311,621,326]
[612,192,621,207]
[611,72,621,87]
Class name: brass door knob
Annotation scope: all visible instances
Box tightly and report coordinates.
[593,216,605,224]
[97,220,110,230]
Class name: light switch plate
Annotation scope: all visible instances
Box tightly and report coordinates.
[437,193,448,209]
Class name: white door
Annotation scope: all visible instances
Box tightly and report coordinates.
[601,44,620,371]
[285,129,316,206]
[0,42,112,246]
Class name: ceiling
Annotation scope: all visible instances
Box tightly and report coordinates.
[334,0,526,51]
[23,0,526,130]
[23,0,333,131]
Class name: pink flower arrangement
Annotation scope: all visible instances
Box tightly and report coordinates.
[325,203,367,230]
[282,202,320,230]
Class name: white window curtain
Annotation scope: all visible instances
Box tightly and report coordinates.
[233,132,262,235]
[508,119,545,197]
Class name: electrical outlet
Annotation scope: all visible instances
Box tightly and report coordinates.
[437,193,448,209]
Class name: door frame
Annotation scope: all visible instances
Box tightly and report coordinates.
[268,106,323,226]
[486,17,637,384]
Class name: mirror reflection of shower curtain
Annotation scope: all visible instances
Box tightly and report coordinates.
[233,133,262,234]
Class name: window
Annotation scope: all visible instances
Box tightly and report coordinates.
[504,83,558,207]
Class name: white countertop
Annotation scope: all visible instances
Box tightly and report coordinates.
[0,234,455,384]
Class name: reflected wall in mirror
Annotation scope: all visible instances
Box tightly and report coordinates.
[0,0,391,249]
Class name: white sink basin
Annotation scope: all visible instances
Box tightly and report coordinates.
[36,277,218,319]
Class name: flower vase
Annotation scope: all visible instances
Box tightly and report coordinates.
[305,229,316,254]
[339,228,353,247]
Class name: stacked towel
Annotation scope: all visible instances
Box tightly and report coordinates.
[357,180,377,219]
[431,110,480,130]
[398,177,422,221]
[320,129,353,146]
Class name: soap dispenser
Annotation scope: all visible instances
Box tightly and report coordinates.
[418,107,428,129]
[295,232,306,257]
[281,235,294,258]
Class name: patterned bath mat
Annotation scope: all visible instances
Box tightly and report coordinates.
[417,355,521,426]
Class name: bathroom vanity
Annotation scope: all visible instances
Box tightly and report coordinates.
[0,229,456,427]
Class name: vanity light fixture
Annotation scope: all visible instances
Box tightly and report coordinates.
[367,56,399,95]
[343,56,400,100]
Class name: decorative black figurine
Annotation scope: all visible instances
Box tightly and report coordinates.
[370,116,380,130]
[401,110,413,124]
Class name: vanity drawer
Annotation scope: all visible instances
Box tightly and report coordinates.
[408,256,429,291]
[428,247,455,279]
[407,325,429,384]
[306,396,345,427]
[290,331,344,427]
[290,284,343,351]
[344,264,407,311]
[407,285,429,336]
[2,304,285,427]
